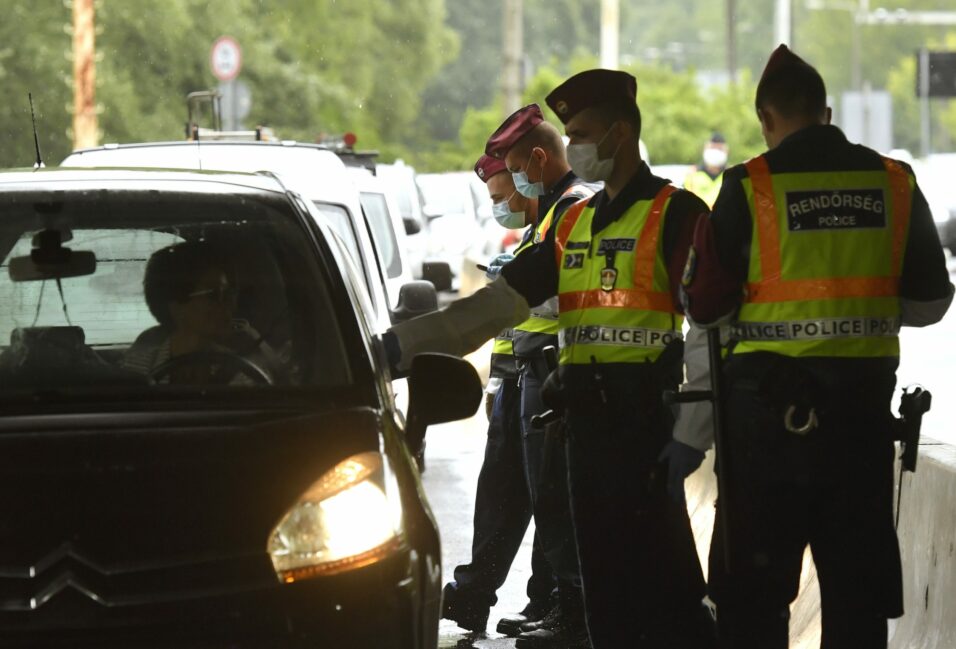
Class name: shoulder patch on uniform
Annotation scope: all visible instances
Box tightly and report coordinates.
[563,253,585,269]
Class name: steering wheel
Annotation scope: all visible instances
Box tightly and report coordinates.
[148,349,273,386]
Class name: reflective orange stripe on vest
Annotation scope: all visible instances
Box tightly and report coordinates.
[558,288,674,312]
[744,156,911,303]
[553,199,588,267]
[633,185,677,290]
[883,156,912,275]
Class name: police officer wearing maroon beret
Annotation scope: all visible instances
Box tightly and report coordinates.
[439,154,557,637]
[482,106,596,647]
[683,46,953,648]
[385,69,717,648]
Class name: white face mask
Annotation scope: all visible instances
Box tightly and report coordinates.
[492,191,526,229]
[567,127,620,182]
[512,154,545,198]
[702,147,728,169]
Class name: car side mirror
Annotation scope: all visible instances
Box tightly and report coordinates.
[403,215,422,236]
[422,204,443,220]
[390,280,438,323]
[421,260,452,293]
[404,353,482,456]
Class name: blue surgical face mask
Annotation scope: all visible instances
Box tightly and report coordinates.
[492,190,526,229]
[512,154,544,198]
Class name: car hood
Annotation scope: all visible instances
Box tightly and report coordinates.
[0,407,382,583]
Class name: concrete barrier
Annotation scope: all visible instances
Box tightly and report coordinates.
[889,440,956,648]
[684,437,956,648]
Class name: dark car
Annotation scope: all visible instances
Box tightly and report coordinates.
[0,168,480,647]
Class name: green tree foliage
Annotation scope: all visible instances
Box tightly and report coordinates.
[0,0,456,168]
[3,0,953,172]
[519,60,763,166]
[0,2,74,167]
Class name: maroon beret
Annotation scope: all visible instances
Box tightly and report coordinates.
[545,69,637,124]
[474,154,508,183]
[484,104,544,160]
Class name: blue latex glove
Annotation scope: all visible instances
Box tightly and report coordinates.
[658,439,705,505]
[485,253,515,280]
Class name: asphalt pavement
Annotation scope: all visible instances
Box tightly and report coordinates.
[423,343,533,649]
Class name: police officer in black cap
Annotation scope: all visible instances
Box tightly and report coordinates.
[683,45,953,648]
[384,69,716,649]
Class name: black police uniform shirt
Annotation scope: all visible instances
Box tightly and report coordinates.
[697,124,951,379]
[501,162,708,378]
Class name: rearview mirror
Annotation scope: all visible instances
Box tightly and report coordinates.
[390,281,438,323]
[8,229,97,282]
[404,353,482,456]
[421,260,452,293]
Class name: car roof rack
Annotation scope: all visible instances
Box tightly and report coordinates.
[184,90,277,142]
[316,133,379,174]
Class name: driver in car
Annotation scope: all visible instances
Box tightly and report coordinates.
[123,241,278,384]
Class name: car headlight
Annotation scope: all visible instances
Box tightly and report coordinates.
[267,452,405,583]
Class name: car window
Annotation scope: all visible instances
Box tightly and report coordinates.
[360,192,402,279]
[313,201,364,269]
[0,190,352,395]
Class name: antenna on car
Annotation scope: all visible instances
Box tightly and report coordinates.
[29,93,45,170]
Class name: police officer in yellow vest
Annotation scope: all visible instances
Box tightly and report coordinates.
[682,46,953,648]
[439,154,556,636]
[483,105,596,647]
[683,133,728,208]
[384,70,717,648]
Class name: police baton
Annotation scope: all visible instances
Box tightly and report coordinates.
[662,326,732,572]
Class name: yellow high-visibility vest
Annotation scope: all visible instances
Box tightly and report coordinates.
[554,185,683,365]
[684,168,723,209]
[732,155,912,358]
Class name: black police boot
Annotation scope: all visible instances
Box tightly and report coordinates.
[440,582,490,633]
[515,588,590,649]
[514,613,590,649]
[518,602,559,633]
[496,599,551,637]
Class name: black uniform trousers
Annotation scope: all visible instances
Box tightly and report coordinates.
[708,354,903,649]
[563,367,714,649]
[518,362,581,583]
[451,377,554,608]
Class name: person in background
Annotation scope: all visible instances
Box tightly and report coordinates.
[683,133,729,208]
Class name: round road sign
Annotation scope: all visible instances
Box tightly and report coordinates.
[210,36,242,82]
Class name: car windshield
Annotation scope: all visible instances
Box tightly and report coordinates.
[0,185,352,398]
